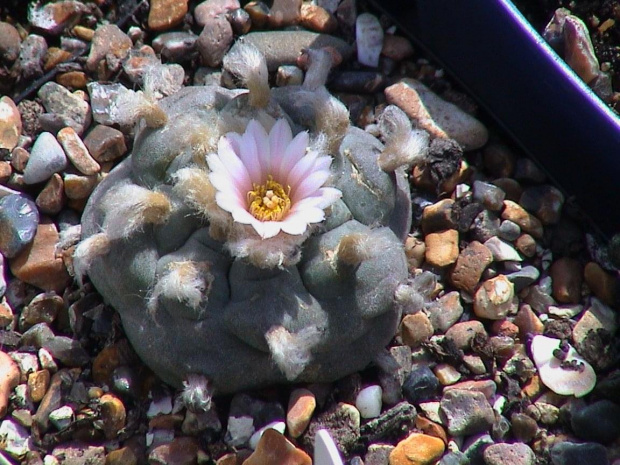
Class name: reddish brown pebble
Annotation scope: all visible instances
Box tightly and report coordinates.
[421,199,456,234]
[444,379,497,401]
[56,71,88,89]
[86,24,132,73]
[149,413,184,430]
[0,22,21,62]
[445,320,486,351]
[149,437,199,465]
[28,369,51,403]
[243,429,311,465]
[10,146,29,172]
[105,446,138,465]
[63,173,99,200]
[414,416,448,445]
[100,393,127,439]
[0,161,11,182]
[44,47,72,71]
[584,261,618,306]
[299,4,337,33]
[30,1,86,35]
[549,257,582,304]
[57,127,100,175]
[449,241,493,294]
[492,177,522,202]
[268,0,301,27]
[0,96,22,150]
[424,229,459,267]
[287,388,316,438]
[381,35,414,61]
[502,200,543,239]
[389,432,445,465]
[404,236,426,270]
[194,0,240,27]
[513,304,544,338]
[148,0,189,31]
[83,125,127,162]
[36,174,65,215]
[9,221,71,293]
[0,351,20,418]
[400,312,433,348]
[92,345,124,384]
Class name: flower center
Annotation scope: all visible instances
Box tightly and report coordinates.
[247,176,291,222]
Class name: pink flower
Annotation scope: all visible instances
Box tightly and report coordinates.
[207,119,341,239]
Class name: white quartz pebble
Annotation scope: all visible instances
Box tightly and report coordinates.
[355,385,383,419]
[356,13,383,67]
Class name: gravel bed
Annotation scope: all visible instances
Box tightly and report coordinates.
[0,1,619,465]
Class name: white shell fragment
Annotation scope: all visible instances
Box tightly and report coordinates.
[356,13,383,67]
[314,429,344,465]
[531,335,596,398]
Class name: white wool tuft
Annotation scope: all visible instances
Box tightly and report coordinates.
[377,105,429,172]
[223,40,270,108]
[265,325,322,380]
[73,232,111,284]
[102,184,171,240]
[181,374,212,412]
[56,224,82,253]
[147,261,211,312]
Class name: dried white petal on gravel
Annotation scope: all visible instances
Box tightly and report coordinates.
[531,335,596,398]
[355,385,383,419]
[356,13,383,67]
[23,132,68,184]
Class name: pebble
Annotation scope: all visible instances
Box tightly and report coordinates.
[439,451,469,465]
[549,257,582,304]
[483,443,536,465]
[0,22,21,63]
[471,210,501,243]
[445,320,486,350]
[83,125,127,162]
[152,32,199,62]
[513,304,544,338]
[483,236,522,262]
[549,441,609,465]
[249,420,286,450]
[28,1,86,35]
[444,379,497,401]
[378,346,412,405]
[434,364,461,386]
[244,1,270,29]
[38,82,91,135]
[197,15,233,67]
[194,0,240,27]
[400,312,433,348]
[426,291,463,333]
[530,335,596,398]
[498,220,521,241]
[149,437,199,465]
[421,199,456,234]
[276,65,304,87]
[0,97,21,151]
[27,369,50,403]
[366,444,394,465]
[505,266,540,292]
[425,229,459,267]
[300,4,338,33]
[385,78,489,150]
[51,443,105,464]
[9,220,71,293]
[389,433,445,465]
[440,389,495,436]
[570,399,620,444]
[245,429,311,465]
[328,71,387,94]
[100,393,126,439]
[473,275,516,320]
[473,180,505,211]
[584,262,618,306]
[356,13,383,67]
[242,31,352,71]
[56,70,87,89]
[148,0,189,31]
[226,415,254,447]
[515,234,537,257]
[56,127,100,175]
[229,8,252,35]
[19,34,48,80]
[511,412,538,443]
[355,385,382,419]
[36,174,65,215]
[287,388,316,438]
[382,34,414,61]
[49,405,74,430]
[562,15,601,84]
[402,366,441,404]
[449,241,493,293]
[415,416,448,445]
[502,200,544,239]
[24,132,67,184]
[0,352,20,418]
[86,24,132,75]
[0,419,33,458]
[304,403,360,456]
[268,0,301,28]
[519,185,564,225]
[63,173,99,200]
[105,447,138,465]
[0,194,40,259]
[315,429,344,465]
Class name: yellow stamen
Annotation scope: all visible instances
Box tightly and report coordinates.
[247,176,291,221]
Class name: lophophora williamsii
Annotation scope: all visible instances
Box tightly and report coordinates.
[73,41,431,407]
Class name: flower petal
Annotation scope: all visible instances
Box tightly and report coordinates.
[258,221,283,239]
[292,169,331,203]
[269,119,293,170]
[237,128,262,183]
[215,138,252,192]
[209,171,244,201]
[247,120,271,176]
[276,131,309,181]
[286,149,319,189]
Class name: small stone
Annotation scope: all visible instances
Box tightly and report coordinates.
[300,4,337,33]
[505,266,540,292]
[37,82,91,135]
[56,71,88,89]
[275,65,304,87]
[0,22,21,63]
[389,432,445,465]
[20,292,63,331]
[473,180,505,211]
[426,291,463,333]
[0,300,13,328]
[197,15,233,67]
[149,437,199,465]
[36,174,65,216]
[194,0,240,27]
[0,194,40,259]
[549,442,609,465]
[287,388,316,438]
[400,312,433,348]
[519,185,564,225]
[471,210,500,243]
[100,393,126,439]
[356,13,383,67]
[440,389,495,436]
[483,143,516,178]
[483,443,536,465]
[226,415,254,447]
[19,34,48,80]
[381,35,414,62]
[105,447,138,465]
[572,297,617,368]
[9,220,71,293]
[571,399,620,444]
[148,0,189,31]
[513,304,544,338]
[498,220,521,241]
[444,379,497,402]
[366,444,394,465]
[244,429,311,465]
[152,32,199,62]
[49,405,73,430]
[563,15,601,84]
[303,403,360,456]
[385,79,489,151]
[56,127,100,175]
[530,335,596,398]
[28,1,86,35]
[83,125,127,162]
[449,241,493,293]
[355,385,382,419]
[229,8,252,35]
[502,200,543,239]
[515,234,537,258]
[244,1,270,29]
[86,24,133,74]
[549,257,582,304]
[484,236,522,262]
[27,370,50,403]
[402,366,441,404]
[0,97,21,150]
[425,229,459,267]
[249,421,286,450]
[421,199,456,234]
[445,320,486,351]
[463,355,487,375]
[51,442,105,464]
[268,0,301,28]
[23,132,67,184]
[473,275,516,320]
[510,412,538,443]
[63,173,99,200]
[434,364,461,386]
[584,262,618,306]
[0,419,33,458]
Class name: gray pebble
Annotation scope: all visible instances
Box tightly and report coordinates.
[197,15,233,67]
[38,82,91,135]
[152,31,199,63]
[18,34,47,80]
[473,180,505,211]
[439,451,470,465]
[0,194,39,258]
[550,442,609,465]
[571,399,620,444]
[43,336,89,367]
[505,266,541,292]
[19,322,55,348]
[471,210,500,243]
[484,236,522,262]
[276,65,304,87]
[440,389,495,436]
[484,442,535,465]
[356,13,383,67]
[328,71,388,94]
[23,132,67,184]
[463,433,494,465]
[229,8,252,35]
[498,220,521,241]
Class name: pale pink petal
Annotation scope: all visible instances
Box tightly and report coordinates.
[279,215,310,235]
[292,170,331,203]
[246,120,271,175]
[269,119,293,169]
[315,187,342,208]
[216,138,252,192]
[231,206,257,225]
[209,171,244,201]
[286,151,320,189]
[215,191,246,214]
[276,131,309,181]
[226,132,243,154]
[257,221,282,239]
[237,129,262,183]
[313,156,332,173]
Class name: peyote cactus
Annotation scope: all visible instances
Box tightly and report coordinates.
[75,42,430,397]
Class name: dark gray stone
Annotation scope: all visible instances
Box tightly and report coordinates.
[550,442,609,465]
[0,194,39,258]
[571,400,620,444]
[402,365,441,404]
